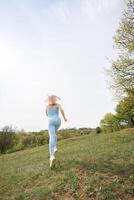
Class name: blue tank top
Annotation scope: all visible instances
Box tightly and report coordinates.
[47,107,59,117]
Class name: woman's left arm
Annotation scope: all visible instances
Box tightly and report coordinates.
[45,107,48,116]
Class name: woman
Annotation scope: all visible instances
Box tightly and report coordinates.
[45,95,67,167]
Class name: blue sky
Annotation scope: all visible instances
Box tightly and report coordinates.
[0,0,125,131]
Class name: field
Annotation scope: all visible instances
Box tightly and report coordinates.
[0,129,134,200]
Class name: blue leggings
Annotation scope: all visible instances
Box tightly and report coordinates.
[48,117,61,157]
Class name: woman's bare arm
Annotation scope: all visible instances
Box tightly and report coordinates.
[58,104,67,122]
[45,107,48,116]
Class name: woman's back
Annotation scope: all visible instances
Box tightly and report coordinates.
[47,106,59,117]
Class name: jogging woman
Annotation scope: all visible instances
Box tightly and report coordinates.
[45,95,67,167]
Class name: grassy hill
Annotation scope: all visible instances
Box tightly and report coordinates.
[0,129,134,200]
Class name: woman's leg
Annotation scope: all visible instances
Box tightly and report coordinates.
[55,120,61,148]
[48,124,56,157]
[55,132,57,148]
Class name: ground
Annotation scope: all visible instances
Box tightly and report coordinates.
[0,129,134,200]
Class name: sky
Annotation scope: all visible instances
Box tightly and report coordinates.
[0,0,125,131]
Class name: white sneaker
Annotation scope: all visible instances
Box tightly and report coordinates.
[50,155,55,168]
[54,147,57,153]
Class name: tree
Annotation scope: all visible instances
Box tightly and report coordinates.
[100,93,134,132]
[108,0,134,97]
[0,126,15,153]
[102,0,134,132]
[100,113,120,133]
[114,0,134,53]
[115,94,134,127]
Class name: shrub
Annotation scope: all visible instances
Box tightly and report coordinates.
[0,126,15,153]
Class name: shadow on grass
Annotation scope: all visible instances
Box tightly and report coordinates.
[75,159,134,177]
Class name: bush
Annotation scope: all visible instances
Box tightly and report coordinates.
[0,126,15,153]
[95,127,102,134]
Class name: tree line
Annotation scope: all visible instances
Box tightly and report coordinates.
[0,126,98,154]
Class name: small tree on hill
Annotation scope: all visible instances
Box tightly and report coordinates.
[0,126,15,153]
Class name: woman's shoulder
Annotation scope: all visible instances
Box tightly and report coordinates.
[55,103,60,106]
[53,103,61,109]
[46,103,60,109]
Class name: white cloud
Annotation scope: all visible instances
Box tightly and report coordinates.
[49,1,70,23]
[81,0,123,19]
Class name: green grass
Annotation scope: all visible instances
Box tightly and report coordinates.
[0,129,134,200]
